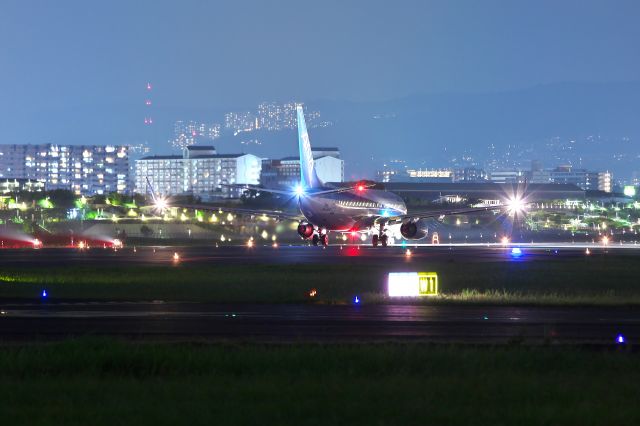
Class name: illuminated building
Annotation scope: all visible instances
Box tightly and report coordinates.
[0,178,46,194]
[224,111,257,135]
[135,146,261,199]
[170,120,221,150]
[0,144,130,195]
[261,148,344,189]
[531,165,612,192]
[488,170,528,184]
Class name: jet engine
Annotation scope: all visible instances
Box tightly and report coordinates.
[400,219,429,240]
[297,222,315,239]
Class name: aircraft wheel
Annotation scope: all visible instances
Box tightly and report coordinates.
[380,235,388,247]
[312,234,320,246]
[372,234,379,247]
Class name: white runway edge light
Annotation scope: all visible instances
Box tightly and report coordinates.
[388,272,439,297]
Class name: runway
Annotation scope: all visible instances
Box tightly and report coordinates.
[0,241,639,267]
[1,244,639,344]
[0,301,638,344]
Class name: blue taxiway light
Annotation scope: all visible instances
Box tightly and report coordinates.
[510,247,523,258]
[353,296,360,305]
[41,289,47,298]
[616,334,626,344]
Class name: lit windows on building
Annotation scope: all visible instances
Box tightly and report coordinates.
[0,144,130,195]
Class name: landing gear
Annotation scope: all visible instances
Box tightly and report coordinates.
[372,234,388,247]
[372,223,389,247]
[312,230,329,246]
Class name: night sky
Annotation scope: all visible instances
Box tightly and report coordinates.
[1,0,638,168]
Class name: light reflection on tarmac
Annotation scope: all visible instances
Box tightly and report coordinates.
[0,241,638,267]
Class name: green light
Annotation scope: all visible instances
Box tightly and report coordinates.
[38,198,54,209]
[624,186,636,198]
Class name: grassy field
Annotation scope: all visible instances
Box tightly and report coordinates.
[0,339,638,425]
[0,253,639,305]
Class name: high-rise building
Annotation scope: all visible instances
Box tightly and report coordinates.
[0,144,130,195]
[224,111,257,135]
[135,146,261,199]
[169,120,221,151]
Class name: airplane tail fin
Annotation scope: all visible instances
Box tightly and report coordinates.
[297,105,322,189]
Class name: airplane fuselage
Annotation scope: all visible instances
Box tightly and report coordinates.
[298,188,407,231]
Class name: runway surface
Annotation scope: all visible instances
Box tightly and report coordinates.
[1,244,639,344]
[0,241,639,267]
[1,301,638,344]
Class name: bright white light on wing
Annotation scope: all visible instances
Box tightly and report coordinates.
[294,185,305,197]
[507,197,526,216]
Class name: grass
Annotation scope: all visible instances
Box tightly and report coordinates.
[0,339,639,425]
[0,253,639,305]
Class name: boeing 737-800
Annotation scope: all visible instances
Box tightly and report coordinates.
[150,105,523,246]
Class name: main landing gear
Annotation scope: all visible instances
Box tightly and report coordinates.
[312,233,329,246]
[371,223,388,247]
[298,221,329,246]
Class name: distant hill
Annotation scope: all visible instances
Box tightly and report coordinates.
[4,81,639,179]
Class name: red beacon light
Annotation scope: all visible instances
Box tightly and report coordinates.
[356,184,365,192]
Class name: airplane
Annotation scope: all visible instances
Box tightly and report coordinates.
[149,105,525,247]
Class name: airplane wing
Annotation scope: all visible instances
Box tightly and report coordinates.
[226,183,377,197]
[385,204,506,224]
[141,202,302,221]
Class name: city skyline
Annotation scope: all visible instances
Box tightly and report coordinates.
[1,1,639,183]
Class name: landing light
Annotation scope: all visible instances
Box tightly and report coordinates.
[507,197,526,215]
[294,185,305,197]
[501,237,510,246]
[33,238,42,248]
[173,252,180,261]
